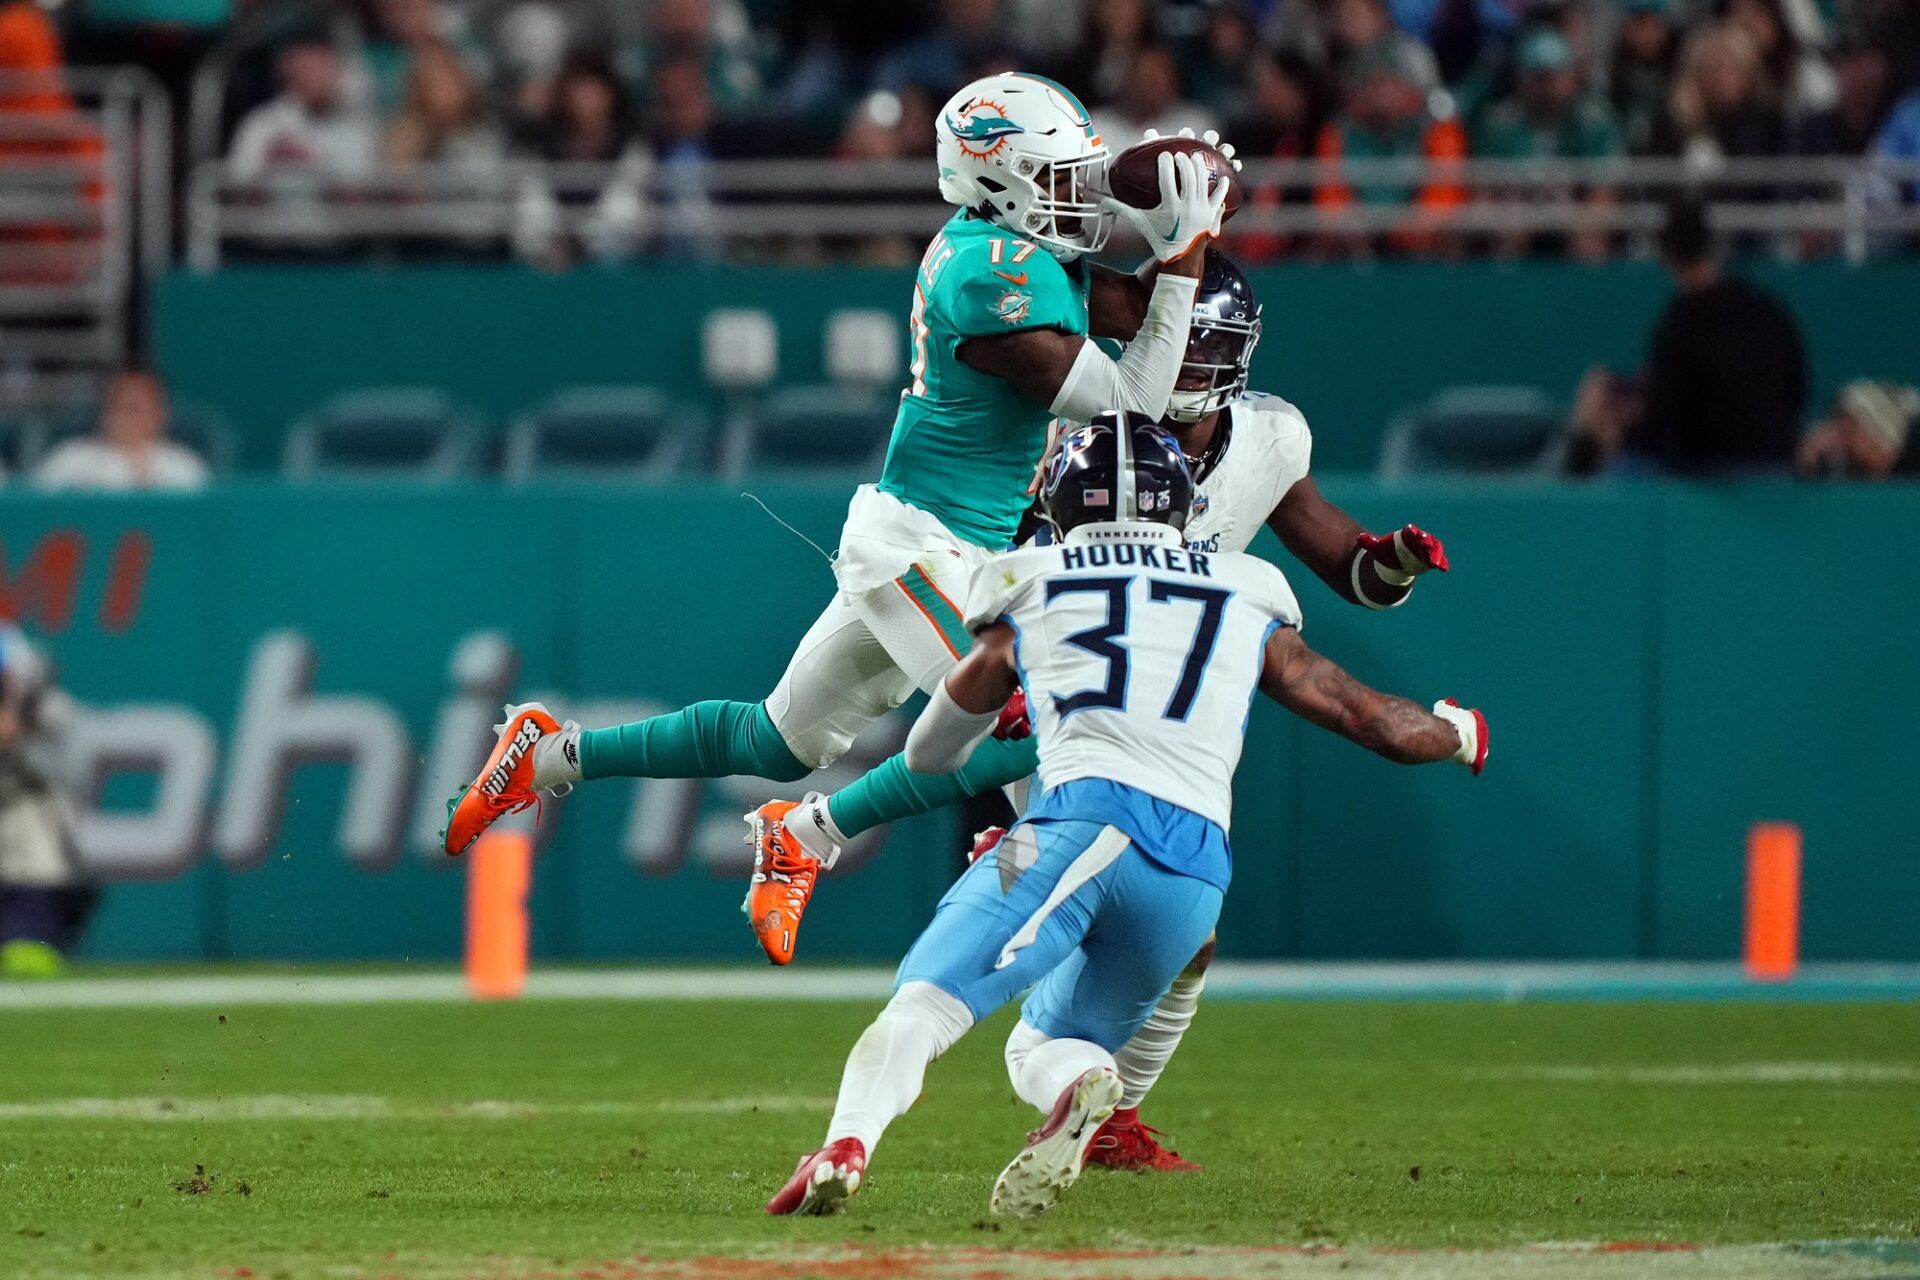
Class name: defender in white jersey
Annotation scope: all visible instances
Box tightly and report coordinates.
[766,414,1487,1219]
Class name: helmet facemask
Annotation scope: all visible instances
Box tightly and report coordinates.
[1165,309,1262,424]
[988,146,1113,260]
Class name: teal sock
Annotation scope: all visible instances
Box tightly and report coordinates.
[577,700,811,783]
[827,734,1041,839]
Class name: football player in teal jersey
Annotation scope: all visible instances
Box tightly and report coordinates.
[443,73,1230,945]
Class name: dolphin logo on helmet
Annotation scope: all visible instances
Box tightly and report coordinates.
[945,101,1027,155]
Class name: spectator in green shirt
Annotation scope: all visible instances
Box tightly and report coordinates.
[1474,28,1623,259]
[1475,29,1624,161]
[1610,0,1680,154]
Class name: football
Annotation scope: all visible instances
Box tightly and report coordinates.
[1105,135,1245,224]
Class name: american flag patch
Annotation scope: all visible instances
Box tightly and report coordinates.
[1083,487,1109,505]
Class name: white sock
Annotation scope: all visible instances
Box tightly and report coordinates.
[531,727,582,791]
[824,981,973,1153]
[785,792,846,863]
[1004,1019,1117,1113]
[1112,969,1206,1109]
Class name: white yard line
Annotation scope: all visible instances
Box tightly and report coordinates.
[3,962,1919,1010]
[1469,1062,1920,1084]
[0,1093,837,1122]
[0,967,896,1008]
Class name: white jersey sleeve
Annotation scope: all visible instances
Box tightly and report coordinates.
[1183,392,1314,555]
[962,546,1053,636]
[1249,554,1305,637]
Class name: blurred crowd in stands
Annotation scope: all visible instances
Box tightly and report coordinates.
[5,0,1920,262]
[1,0,1914,482]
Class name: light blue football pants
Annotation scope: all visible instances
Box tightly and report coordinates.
[894,816,1223,1052]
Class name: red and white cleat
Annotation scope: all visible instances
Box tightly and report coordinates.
[442,702,571,856]
[989,1065,1124,1218]
[967,825,1009,866]
[765,1137,867,1216]
[1087,1106,1204,1172]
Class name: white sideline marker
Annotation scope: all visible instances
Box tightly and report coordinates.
[4,962,1920,1010]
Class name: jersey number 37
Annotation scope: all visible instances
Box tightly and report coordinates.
[1045,575,1231,723]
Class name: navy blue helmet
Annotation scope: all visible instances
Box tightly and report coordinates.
[1166,248,1263,424]
[1038,411,1196,537]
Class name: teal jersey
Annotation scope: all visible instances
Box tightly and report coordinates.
[878,211,1091,549]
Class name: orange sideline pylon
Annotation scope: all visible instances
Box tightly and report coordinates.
[1744,822,1801,982]
[467,832,531,999]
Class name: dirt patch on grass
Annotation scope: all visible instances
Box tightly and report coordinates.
[169,1165,215,1196]
[20,1240,1916,1280]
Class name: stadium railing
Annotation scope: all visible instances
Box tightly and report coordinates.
[180,155,1920,269]
[0,68,170,399]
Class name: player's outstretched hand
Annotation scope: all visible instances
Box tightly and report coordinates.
[1432,699,1488,775]
[993,688,1031,741]
[1106,149,1226,263]
[1356,525,1449,585]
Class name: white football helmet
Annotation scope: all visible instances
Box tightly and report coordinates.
[936,73,1112,261]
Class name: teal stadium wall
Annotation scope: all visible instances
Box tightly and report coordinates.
[152,261,1920,473]
[3,481,1915,963]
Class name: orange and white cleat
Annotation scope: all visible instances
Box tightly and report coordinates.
[742,798,826,966]
[989,1065,1124,1218]
[1086,1107,1204,1172]
[442,702,572,856]
[765,1137,866,1215]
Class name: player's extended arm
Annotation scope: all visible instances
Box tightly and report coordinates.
[958,252,1203,420]
[958,150,1218,419]
[904,623,1023,774]
[1259,627,1487,772]
[1085,260,1164,341]
[1267,476,1449,610]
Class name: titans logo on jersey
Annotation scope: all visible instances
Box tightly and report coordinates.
[1180,392,1314,556]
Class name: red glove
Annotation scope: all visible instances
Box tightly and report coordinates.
[1432,698,1488,776]
[993,688,1031,740]
[1356,525,1449,583]
[968,825,1008,865]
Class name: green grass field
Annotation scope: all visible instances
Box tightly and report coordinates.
[2,993,1917,1279]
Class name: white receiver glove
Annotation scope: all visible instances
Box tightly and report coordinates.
[1107,149,1227,263]
[1144,125,1243,172]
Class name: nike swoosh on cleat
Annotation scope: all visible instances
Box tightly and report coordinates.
[992,270,1028,284]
